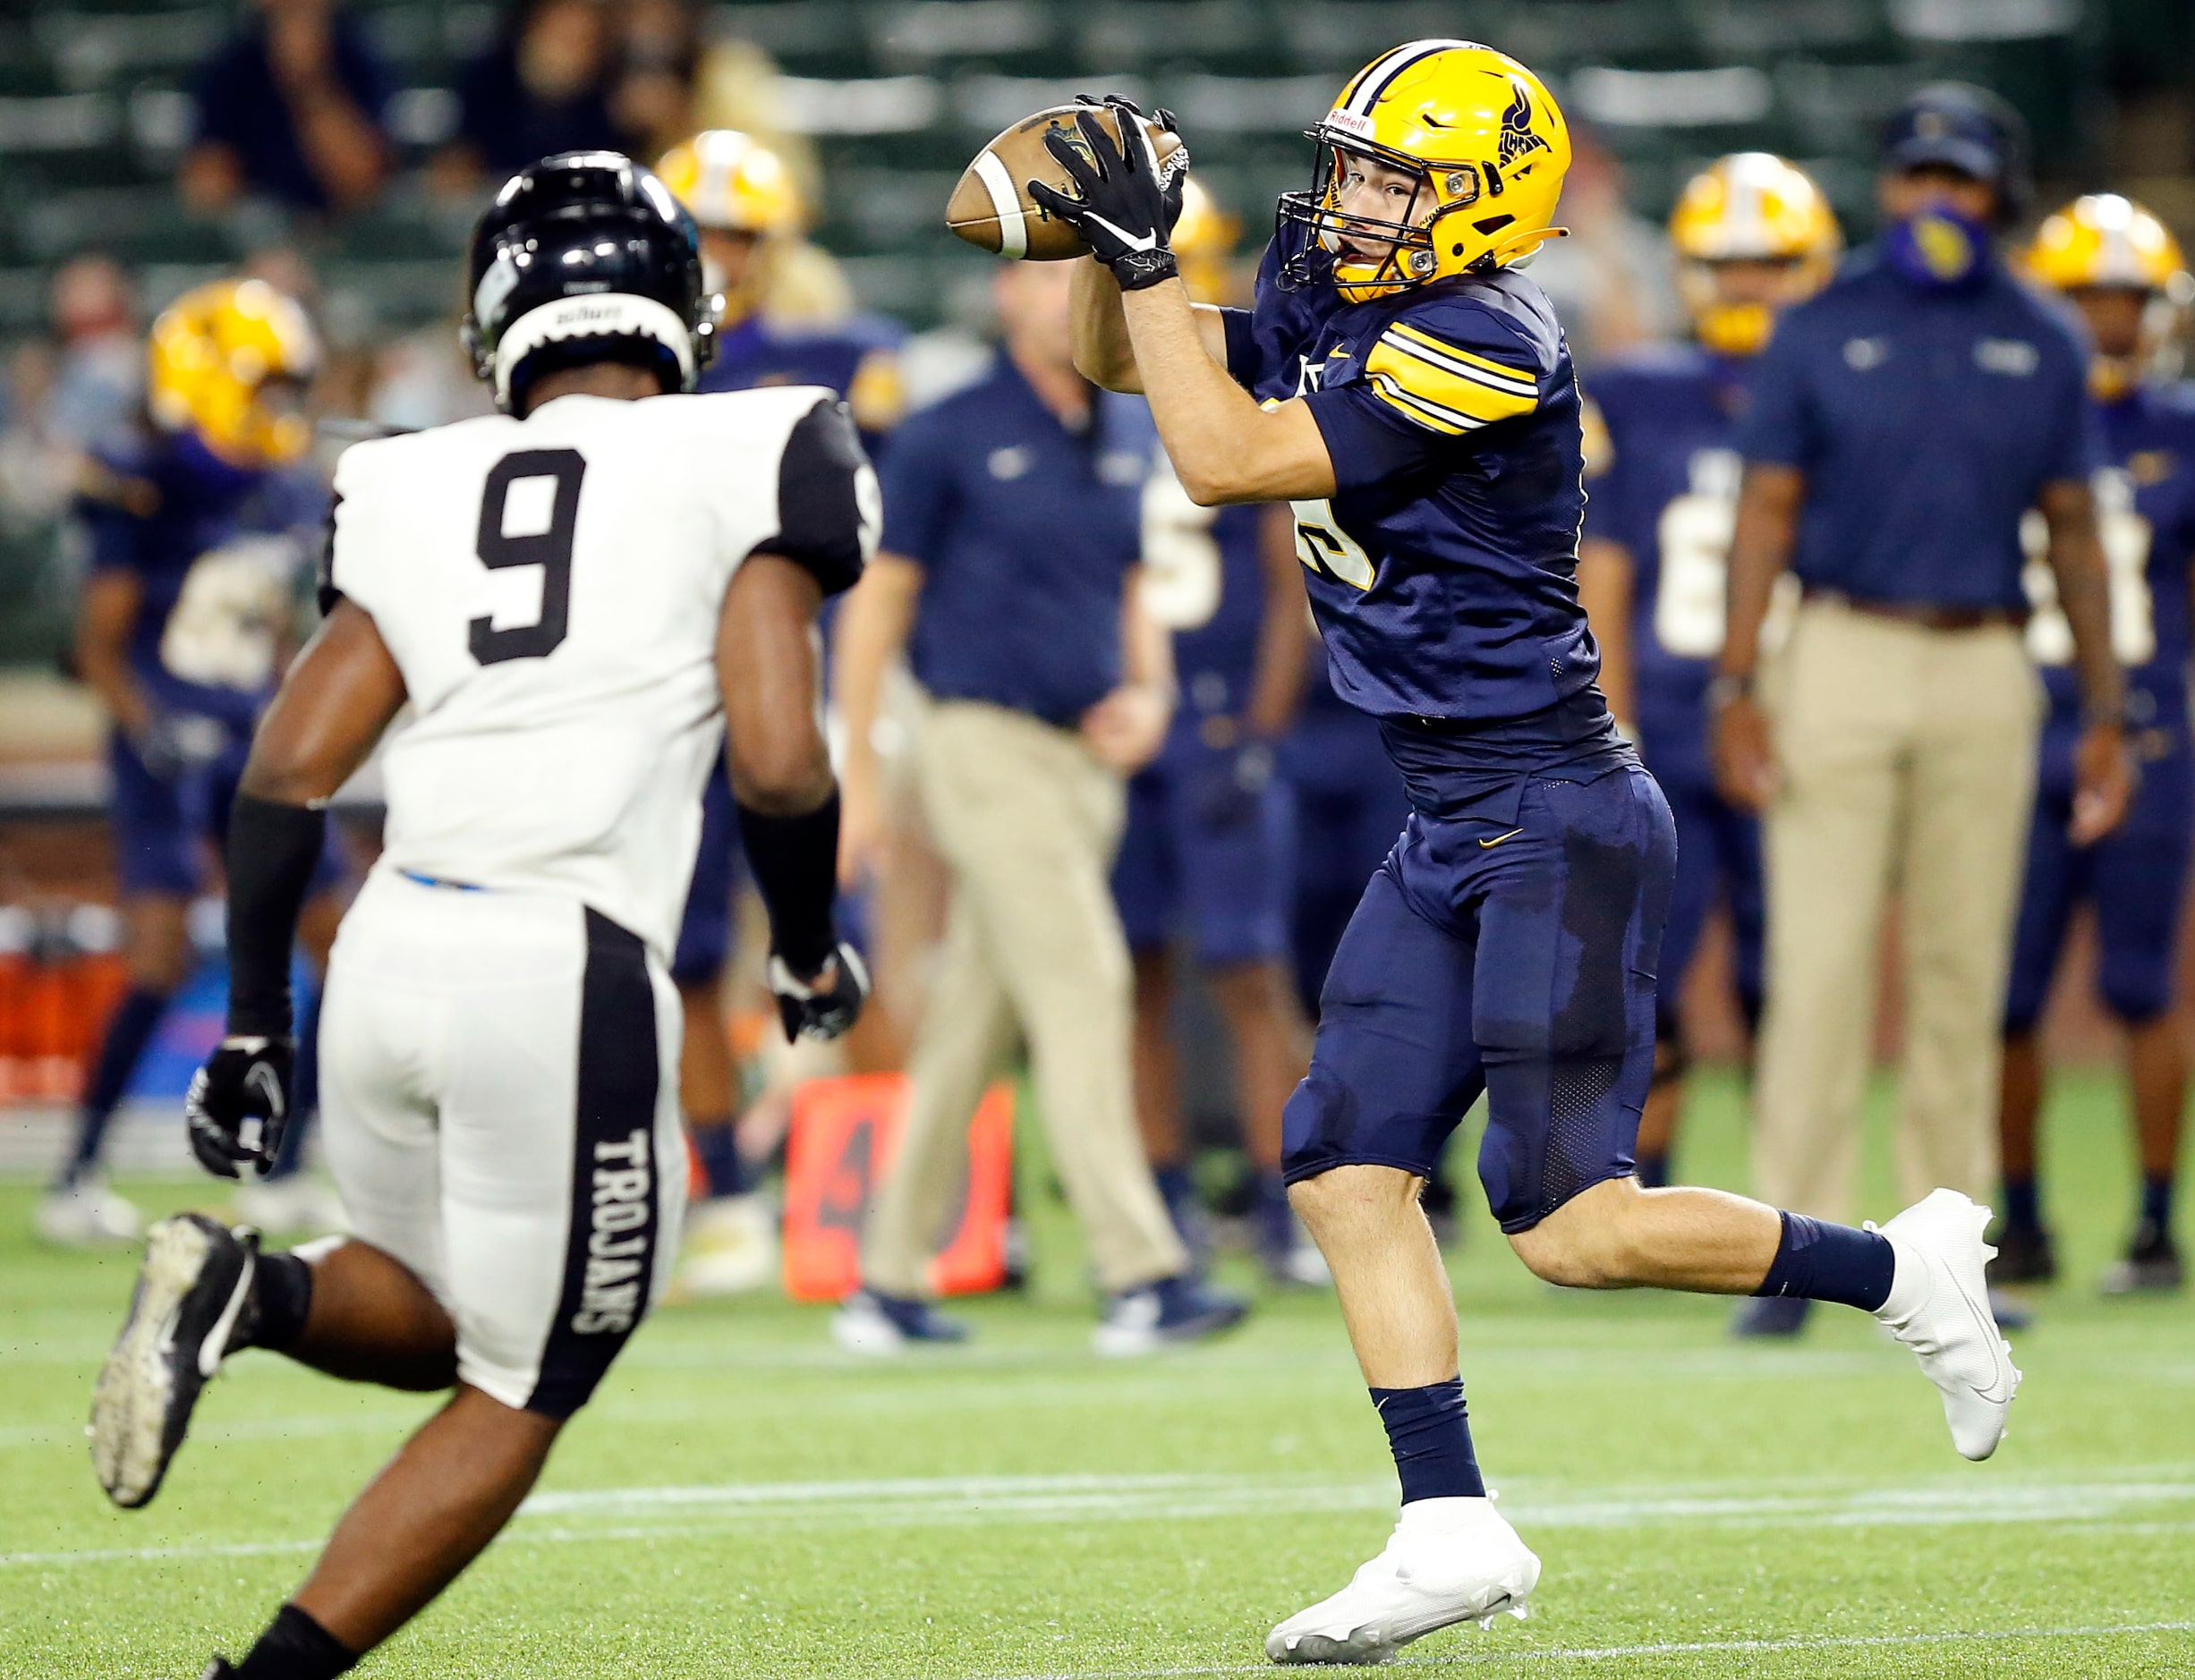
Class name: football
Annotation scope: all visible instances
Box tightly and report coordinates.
[945,103,1187,260]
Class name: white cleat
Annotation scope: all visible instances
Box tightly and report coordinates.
[667,1193,779,1299]
[1874,1189,2022,1461]
[1265,1497,1540,1666]
[36,1176,143,1247]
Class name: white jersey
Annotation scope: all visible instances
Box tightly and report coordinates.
[328,386,874,959]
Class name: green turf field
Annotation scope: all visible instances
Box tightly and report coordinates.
[3,1068,2192,1678]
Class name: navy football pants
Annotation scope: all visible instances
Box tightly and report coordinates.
[1282,765,1676,1233]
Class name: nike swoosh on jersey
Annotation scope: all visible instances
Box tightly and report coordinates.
[1478,827,1524,848]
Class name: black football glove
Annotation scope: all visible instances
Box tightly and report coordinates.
[1028,98,1183,291]
[1070,94,1188,233]
[768,942,870,1044]
[184,1035,295,1180]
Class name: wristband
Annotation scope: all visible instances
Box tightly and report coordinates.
[1110,248,1179,292]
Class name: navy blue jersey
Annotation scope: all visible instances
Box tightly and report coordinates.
[1140,463,1270,734]
[698,311,905,446]
[2023,380,2195,734]
[74,428,306,734]
[881,361,1155,725]
[1221,224,1598,725]
[1740,249,2096,612]
[1579,344,1749,723]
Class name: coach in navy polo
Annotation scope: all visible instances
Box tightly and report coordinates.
[830,259,1244,1352]
[1713,84,2133,1336]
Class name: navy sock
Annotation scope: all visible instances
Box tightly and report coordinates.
[243,1252,314,1353]
[693,1122,749,1199]
[2002,1175,2041,1234]
[2140,1174,2174,1234]
[1635,1152,1669,1191]
[1369,1378,1485,1503]
[234,1603,356,1678]
[59,987,168,1186]
[1754,1210,1895,1311]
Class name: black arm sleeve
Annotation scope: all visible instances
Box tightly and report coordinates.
[735,790,841,977]
[758,399,876,598]
[225,794,328,1038]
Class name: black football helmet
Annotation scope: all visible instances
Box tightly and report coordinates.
[464,150,720,413]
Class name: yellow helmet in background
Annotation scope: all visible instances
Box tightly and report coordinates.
[2025,193,2187,293]
[1669,153,1842,357]
[2023,194,2191,400]
[1280,40,1571,303]
[1170,176,1241,305]
[655,129,804,235]
[147,278,319,467]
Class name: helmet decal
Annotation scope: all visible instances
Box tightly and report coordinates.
[1497,82,1550,169]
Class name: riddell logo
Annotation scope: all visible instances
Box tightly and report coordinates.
[571,1128,652,1335]
[553,301,623,326]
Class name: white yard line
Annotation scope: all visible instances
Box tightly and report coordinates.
[12,1468,2195,1569]
[984,1620,2195,1678]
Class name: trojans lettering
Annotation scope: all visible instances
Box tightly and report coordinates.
[571,1128,652,1335]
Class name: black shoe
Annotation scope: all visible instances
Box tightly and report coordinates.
[1731,1295,1812,1338]
[1987,1220,2057,1285]
[90,1214,259,1508]
[2101,1220,2183,1295]
[200,1660,238,1678]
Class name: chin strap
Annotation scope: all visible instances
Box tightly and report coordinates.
[1484,224,1570,270]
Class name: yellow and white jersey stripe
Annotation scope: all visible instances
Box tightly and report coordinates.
[1364,320,1541,434]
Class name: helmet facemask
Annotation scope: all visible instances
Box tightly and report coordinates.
[1280,132,1482,303]
[1677,256,1830,358]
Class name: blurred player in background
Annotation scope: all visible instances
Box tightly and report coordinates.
[1716,85,2133,1338]
[1996,194,2195,1294]
[1057,45,2025,1660]
[89,153,872,1678]
[1578,155,1839,1191]
[653,128,905,1296]
[38,277,345,1248]
[1112,181,1325,1287]
[834,258,1246,1354]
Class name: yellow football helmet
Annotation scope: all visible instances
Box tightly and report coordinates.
[1280,40,1570,304]
[2023,194,2191,399]
[1170,176,1241,305]
[146,278,319,467]
[1669,153,1842,356]
[654,129,803,235]
[2026,193,2187,293]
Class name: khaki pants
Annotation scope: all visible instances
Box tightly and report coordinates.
[860,699,1188,1296]
[1752,598,2041,1222]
